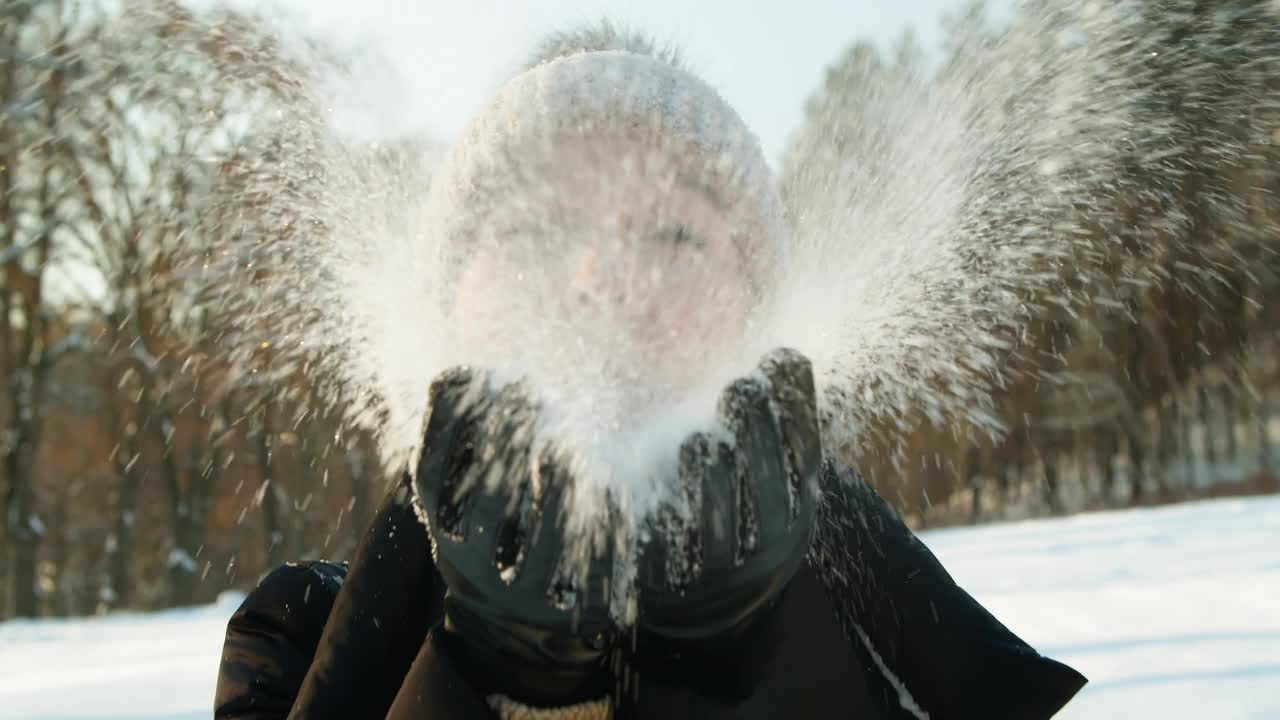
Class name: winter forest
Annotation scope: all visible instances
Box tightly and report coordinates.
[2,0,1279,626]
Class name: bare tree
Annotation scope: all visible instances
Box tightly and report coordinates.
[0,0,96,618]
[59,0,308,608]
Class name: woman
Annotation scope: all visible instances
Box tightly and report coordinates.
[215,24,1086,719]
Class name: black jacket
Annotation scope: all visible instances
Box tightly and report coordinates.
[215,465,1086,719]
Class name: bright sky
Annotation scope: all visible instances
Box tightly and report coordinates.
[270,0,983,164]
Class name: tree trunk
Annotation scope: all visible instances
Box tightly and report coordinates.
[1126,418,1147,503]
[1181,385,1199,494]
[967,444,982,524]
[1198,381,1217,486]
[5,34,66,621]
[1221,384,1238,460]
[1096,425,1122,507]
[1157,393,1178,496]
[1041,450,1062,515]
[1075,432,1093,509]
[1260,392,1274,476]
[257,400,283,570]
[108,436,142,611]
[4,432,41,618]
[161,433,197,608]
[160,410,217,608]
[998,461,1013,507]
[1100,443,1117,507]
[47,479,72,617]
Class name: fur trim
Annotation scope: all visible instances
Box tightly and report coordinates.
[488,694,612,720]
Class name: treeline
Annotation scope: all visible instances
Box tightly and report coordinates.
[0,0,391,619]
[787,0,1280,526]
[2,0,1279,621]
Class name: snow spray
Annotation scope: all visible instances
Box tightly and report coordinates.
[194,1,1276,587]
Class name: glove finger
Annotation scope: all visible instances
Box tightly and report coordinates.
[580,499,619,631]
[732,440,761,567]
[516,444,570,600]
[464,468,516,580]
[701,438,737,575]
[638,517,669,597]
[468,382,537,575]
[549,492,625,637]
[492,480,533,585]
[416,366,490,543]
[666,431,711,590]
[475,381,538,495]
[717,376,787,553]
[486,387,537,587]
[759,348,822,527]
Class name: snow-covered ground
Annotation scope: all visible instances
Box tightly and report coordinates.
[2,495,1277,719]
[924,495,1280,720]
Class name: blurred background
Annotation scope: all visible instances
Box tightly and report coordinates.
[1,0,1277,629]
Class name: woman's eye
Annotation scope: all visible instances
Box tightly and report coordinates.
[670,225,705,249]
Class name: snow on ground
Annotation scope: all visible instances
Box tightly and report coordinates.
[2,495,1277,719]
[923,495,1280,720]
[0,593,243,720]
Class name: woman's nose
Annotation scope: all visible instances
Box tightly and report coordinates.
[570,251,634,305]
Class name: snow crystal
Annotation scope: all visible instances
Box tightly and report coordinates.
[167,549,198,572]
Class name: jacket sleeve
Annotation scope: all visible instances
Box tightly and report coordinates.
[214,560,348,720]
[384,628,510,720]
[811,460,1087,720]
[286,473,452,719]
[213,472,496,720]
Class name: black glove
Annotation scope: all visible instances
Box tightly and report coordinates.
[412,367,616,707]
[631,348,822,700]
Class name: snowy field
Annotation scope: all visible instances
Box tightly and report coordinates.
[2,494,1277,719]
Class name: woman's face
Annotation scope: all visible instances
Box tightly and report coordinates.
[453,133,755,401]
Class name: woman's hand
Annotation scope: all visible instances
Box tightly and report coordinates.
[412,348,822,707]
[638,347,821,637]
[630,348,822,702]
[412,367,615,706]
